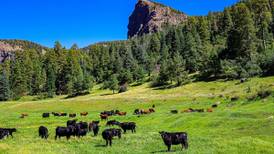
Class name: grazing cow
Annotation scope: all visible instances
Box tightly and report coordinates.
[102,128,122,146]
[0,130,9,140]
[212,104,218,108]
[89,121,100,136]
[75,125,88,138]
[101,111,115,116]
[55,126,76,140]
[182,109,191,113]
[159,131,188,151]
[195,109,205,113]
[134,109,140,115]
[100,114,108,120]
[69,113,77,118]
[106,120,120,126]
[60,113,67,117]
[80,112,88,116]
[117,112,127,116]
[207,108,213,112]
[0,128,17,138]
[39,126,49,139]
[152,104,155,108]
[171,110,178,114]
[119,122,136,133]
[42,113,50,118]
[76,121,88,130]
[149,108,155,113]
[52,112,59,116]
[20,113,28,118]
[75,121,89,137]
[67,119,78,127]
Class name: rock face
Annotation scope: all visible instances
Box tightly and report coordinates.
[0,41,22,63]
[0,40,47,63]
[128,0,187,38]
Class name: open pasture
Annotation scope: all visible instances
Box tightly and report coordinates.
[0,77,274,154]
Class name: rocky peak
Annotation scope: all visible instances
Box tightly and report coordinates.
[128,0,187,38]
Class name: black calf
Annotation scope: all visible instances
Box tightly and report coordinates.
[39,126,49,139]
[89,121,100,136]
[42,113,50,118]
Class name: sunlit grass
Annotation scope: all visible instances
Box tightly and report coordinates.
[0,77,273,153]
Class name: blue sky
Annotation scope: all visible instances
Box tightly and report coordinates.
[0,0,238,48]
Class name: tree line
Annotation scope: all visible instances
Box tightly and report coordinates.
[0,0,273,101]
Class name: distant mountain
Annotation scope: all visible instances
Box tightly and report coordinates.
[128,0,187,38]
[0,39,48,62]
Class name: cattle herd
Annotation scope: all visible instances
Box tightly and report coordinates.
[0,103,220,152]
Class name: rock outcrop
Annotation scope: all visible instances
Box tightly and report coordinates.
[128,0,187,38]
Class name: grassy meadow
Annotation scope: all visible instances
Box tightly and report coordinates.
[0,77,274,154]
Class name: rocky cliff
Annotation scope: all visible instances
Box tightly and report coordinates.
[128,0,187,38]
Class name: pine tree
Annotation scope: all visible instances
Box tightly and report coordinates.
[10,52,28,99]
[108,74,119,94]
[45,64,56,98]
[170,52,189,86]
[0,70,10,101]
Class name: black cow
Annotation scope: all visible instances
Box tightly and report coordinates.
[76,127,88,137]
[101,110,115,116]
[42,113,50,118]
[119,122,136,133]
[102,128,122,146]
[0,130,9,140]
[106,120,120,126]
[55,126,76,140]
[76,121,88,129]
[134,109,140,115]
[69,113,77,118]
[67,119,77,127]
[89,121,100,136]
[39,126,49,139]
[0,128,16,138]
[159,131,188,151]
[212,104,218,108]
[75,121,88,137]
[171,110,178,114]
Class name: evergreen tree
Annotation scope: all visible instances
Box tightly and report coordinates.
[45,64,56,98]
[170,52,189,86]
[10,52,27,99]
[106,74,119,94]
[0,70,10,101]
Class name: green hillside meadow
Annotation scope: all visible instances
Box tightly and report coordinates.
[0,77,273,154]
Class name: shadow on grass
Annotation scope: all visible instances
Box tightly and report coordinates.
[94,144,107,148]
[100,93,115,96]
[152,84,177,90]
[151,150,175,153]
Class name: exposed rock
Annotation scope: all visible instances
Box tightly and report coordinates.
[128,0,187,38]
[0,41,22,62]
[0,40,47,63]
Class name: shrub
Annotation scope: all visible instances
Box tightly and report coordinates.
[119,84,128,93]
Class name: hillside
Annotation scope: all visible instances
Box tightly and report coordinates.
[0,77,273,153]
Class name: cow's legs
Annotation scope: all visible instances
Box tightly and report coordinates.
[167,145,171,151]
[106,140,108,146]
[184,141,188,149]
[109,139,112,146]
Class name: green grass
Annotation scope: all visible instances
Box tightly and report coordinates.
[0,77,274,154]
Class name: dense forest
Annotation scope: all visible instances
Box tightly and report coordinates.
[0,0,273,101]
